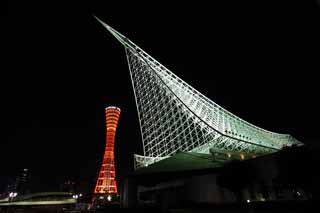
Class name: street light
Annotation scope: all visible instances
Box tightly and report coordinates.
[7,192,18,213]
[9,192,18,201]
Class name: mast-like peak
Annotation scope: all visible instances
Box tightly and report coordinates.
[93,15,134,49]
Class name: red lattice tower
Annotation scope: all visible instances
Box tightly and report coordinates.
[94,106,120,194]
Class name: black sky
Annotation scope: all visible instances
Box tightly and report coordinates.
[2,1,319,192]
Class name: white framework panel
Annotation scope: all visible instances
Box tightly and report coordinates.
[95,17,303,169]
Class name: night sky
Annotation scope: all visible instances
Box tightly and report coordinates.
[2,1,319,193]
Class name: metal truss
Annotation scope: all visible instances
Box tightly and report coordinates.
[95,17,303,169]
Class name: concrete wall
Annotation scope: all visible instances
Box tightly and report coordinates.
[185,174,235,204]
[119,151,310,210]
[119,178,137,208]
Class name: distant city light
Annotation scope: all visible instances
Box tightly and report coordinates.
[107,195,112,201]
[246,199,250,203]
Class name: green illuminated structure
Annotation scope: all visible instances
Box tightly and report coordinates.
[95,17,303,169]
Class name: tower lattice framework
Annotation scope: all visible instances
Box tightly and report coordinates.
[95,17,303,169]
[94,106,120,194]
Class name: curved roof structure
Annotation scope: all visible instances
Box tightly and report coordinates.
[95,17,303,169]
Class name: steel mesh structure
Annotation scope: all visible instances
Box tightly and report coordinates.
[95,17,303,169]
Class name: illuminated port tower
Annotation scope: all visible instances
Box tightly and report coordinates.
[94,106,120,195]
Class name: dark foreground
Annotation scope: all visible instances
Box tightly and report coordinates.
[1,200,320,213]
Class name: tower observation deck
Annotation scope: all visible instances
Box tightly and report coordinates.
[95,17,303,169]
